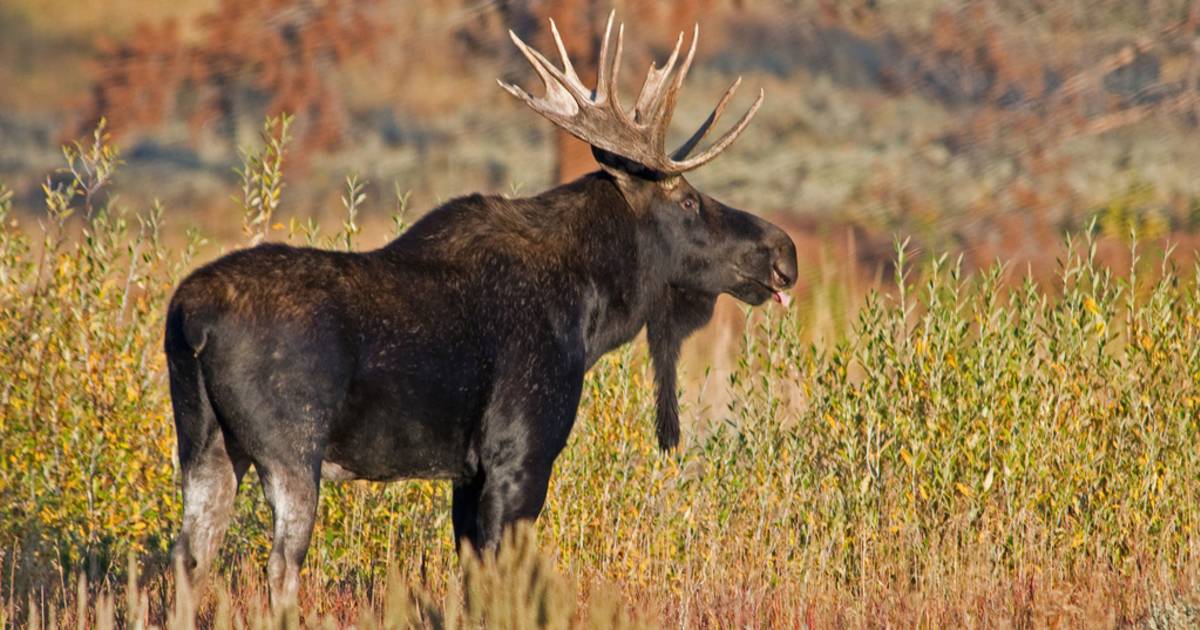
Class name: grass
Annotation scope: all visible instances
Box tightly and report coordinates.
[2,123,1200,627]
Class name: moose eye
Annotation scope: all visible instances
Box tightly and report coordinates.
[681,197,698,212]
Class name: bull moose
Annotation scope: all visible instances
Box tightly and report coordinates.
[165,14,797,603]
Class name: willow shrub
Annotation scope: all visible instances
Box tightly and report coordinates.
[0,124,198,585]
[2,123,1199,623]
[543,236,1200,609]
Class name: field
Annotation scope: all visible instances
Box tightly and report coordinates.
[4,1,1200,627]
[0,119,1198,628]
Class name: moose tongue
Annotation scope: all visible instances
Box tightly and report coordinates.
[772,291,792,308]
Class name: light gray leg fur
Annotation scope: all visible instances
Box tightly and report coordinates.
[259,463,319,606]
[172,430,247,593]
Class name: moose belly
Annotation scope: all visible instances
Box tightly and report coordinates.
[321,378,482,482]
[321,420,474,482]
[319,453,465,482]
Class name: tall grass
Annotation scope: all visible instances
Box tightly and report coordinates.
[2,125,1199,627]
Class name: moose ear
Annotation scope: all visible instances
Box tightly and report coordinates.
[592,147,675,208]
[592,147,657,178]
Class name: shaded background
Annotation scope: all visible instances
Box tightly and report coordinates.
[4,0,1200,294]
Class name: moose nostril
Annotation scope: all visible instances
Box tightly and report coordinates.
[772,263,793,288]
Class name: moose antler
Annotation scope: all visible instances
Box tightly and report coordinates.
[498,11,763,175]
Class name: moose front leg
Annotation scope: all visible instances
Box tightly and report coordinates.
[468,347,584,554]
[473,460,557,554]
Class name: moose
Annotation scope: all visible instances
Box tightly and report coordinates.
[165,14,797,603]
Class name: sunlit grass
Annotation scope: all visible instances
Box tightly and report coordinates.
[2,124,1199,627]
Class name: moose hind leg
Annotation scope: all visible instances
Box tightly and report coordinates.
[169,340,248,592]
[172,429,249,591]
[259,462,320,606]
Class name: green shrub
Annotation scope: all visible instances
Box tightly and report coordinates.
[0,122,194,583]
[2,123,1199,626]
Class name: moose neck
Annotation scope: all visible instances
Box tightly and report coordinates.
[569,172,717,451]
[382,170,716,451]
[468,170,716,451]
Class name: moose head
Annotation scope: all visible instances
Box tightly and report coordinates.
[500,14,798,448]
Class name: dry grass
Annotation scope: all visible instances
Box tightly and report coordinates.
[3,113,1200,627]
[6,4,1200,628]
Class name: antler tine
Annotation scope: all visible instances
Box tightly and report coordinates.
[659,31,686,87]
[673,25,699,92]
[672,87,764,171]
[651,24,700,152]
[633,30,684,126]
[670,74,738,161]
[507,29,591,110]
[497,34,560,115]
[606,23,634,127]
[505,31,555,96]
[595,11,614,101]
[496,77,535,105]
[548,18,587,93]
